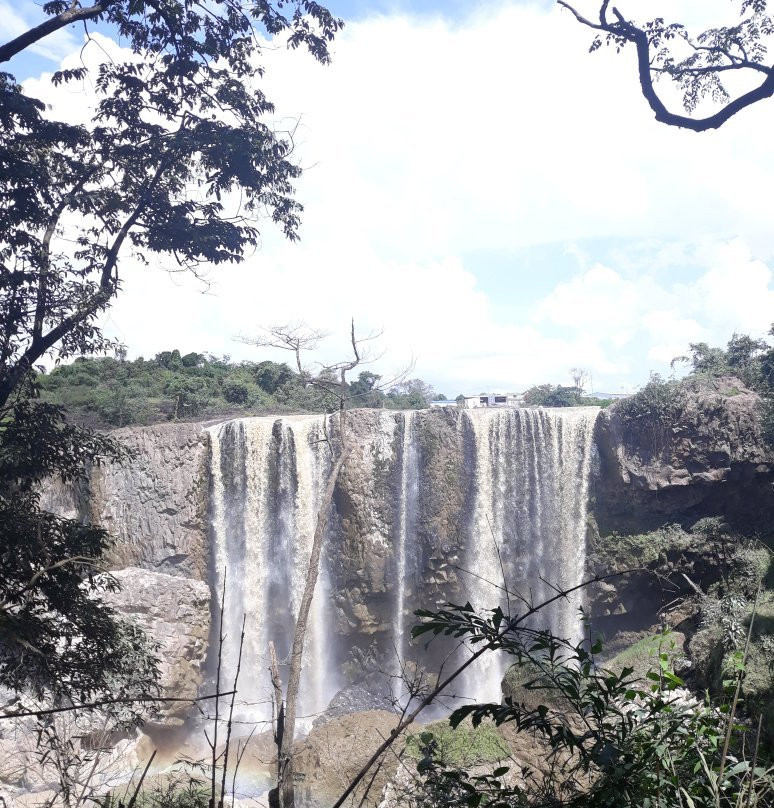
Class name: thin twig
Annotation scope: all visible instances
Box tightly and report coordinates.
[126,749,157,808]
[220,612,246,807]
[0,691,236,721]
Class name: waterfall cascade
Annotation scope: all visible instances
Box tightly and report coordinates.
[208,415,335,728]
[207,406,598,724]
[463,407,597,702]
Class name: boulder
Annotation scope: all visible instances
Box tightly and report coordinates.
[104,567,210,727]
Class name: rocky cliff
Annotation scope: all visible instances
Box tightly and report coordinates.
[588,377,773,705]
[37,381,773,727]
[594,376,773,535]
[91,422,210,577]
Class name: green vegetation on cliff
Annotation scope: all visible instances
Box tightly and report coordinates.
[36,352,437,428]
[523,383,612,408]
[676,328,774,443]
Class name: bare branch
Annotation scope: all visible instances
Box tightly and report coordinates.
[0,690,236,721]
[558,1,774,131]
[557,1,605,31]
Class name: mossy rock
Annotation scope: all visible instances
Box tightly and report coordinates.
[603,631,687,683]
[588,525,691,573]
[404,718,509,767]
[502,660,572,711]
[691,602,774,745]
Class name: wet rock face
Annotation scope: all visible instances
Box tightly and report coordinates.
[333,410,398,636]
[331,408,468,645]
[104,568,210,728]
[37,423,213,732]
[588,377,774,646]
[413,409,468,606]
[90,423,209,577]
[594,377,774,535]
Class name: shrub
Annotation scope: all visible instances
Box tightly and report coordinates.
[221,377,250,405]
[410,602,774,808]
[405,720,508,767]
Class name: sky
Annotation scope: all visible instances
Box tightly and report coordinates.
[5,0,774,396]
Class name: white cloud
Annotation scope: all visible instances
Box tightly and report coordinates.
[17,3,774,394]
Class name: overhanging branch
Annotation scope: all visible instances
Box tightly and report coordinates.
[0,3,113,64]
[558,1,774,131]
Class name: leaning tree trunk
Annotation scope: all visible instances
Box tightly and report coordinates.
[275,406,351,808]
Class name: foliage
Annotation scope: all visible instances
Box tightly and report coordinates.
[405,720,509,768]
[0,384,159,701]
[612,373,687,458]
[387,378,436,410]
[615,373,685,424]
[671,328,774,446]
[36,352,440,426]
[560,1,774,131]
[523,384,612,408]
[675,331,774,390]
[0,0,339,715]
[411,602,774,807]
[123,774,210,808]
[0,1,342,407]
[524,384,582,408]
[587,524,692,573]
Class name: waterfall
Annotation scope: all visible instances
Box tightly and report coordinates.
[462,407,597,703]
[206,405,597,724]
[208,415,334,728]
[394,410,419,670]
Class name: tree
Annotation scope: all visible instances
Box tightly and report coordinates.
[239,322,410,808]
[349,370,386,408]
[0,0,342,407]
[570,366,589,394]
[388,378,435,409]
[240,323,366,808]
[524,383,580,407]
[0,0,339,705]
[559,1,774,131]
[0,389,159,702]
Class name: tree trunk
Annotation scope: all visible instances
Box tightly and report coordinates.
[276,410,350,808]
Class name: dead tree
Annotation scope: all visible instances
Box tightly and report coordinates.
[241,320,406,808]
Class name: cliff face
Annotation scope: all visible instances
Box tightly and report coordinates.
[103,568,210,728]
[91,422,210,578]
[332,409,468,641]
[594,377,774,536]
[39,422,212,734]
[589,377,774,647]
[37,384,772,725]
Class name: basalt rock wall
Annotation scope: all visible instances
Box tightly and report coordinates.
[39,379,773,725]
[588,376,774,640]
[594,376,773,536]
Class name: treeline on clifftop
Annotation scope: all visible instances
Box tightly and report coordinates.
[618,328,774,445]
[35,351,440,428]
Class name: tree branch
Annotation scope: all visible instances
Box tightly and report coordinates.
[0,158,169,408]
[558,1,774,131]
[0,3,113,64]
[0,555,98,609]
[330,569,637,808]
[0,690,236,721]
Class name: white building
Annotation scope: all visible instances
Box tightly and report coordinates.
[459,393,524,409]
